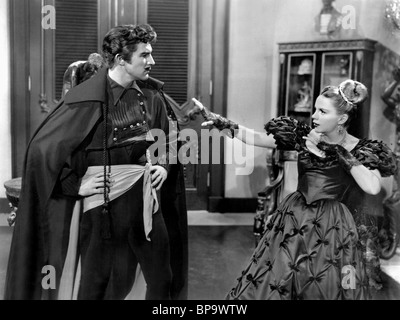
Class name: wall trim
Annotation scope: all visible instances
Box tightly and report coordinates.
[0,198,10,213]
[278,38,376,53]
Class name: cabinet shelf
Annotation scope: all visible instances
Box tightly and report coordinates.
[277,39,376,137]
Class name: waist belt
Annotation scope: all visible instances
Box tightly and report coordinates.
[81,164,159,241]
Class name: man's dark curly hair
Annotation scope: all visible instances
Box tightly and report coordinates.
[102,24,157,67]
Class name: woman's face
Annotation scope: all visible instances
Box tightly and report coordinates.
[311,95,344,134]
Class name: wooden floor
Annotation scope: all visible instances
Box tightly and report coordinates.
[1,212,400,300]
[188,225,254,299]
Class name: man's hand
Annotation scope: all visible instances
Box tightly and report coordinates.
[150,165,168,191]
[78,173,113,197]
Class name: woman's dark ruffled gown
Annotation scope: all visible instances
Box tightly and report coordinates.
[226,117,397,300]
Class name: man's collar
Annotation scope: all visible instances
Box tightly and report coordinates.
[63,67,165,105]
[107,74,144,106]
[64,67,108,104]
[137,77,164,91]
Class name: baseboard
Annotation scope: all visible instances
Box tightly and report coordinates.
[0,198,10,213]
[1,195,258,214]
[208,196,257,213]
[185,189,208,210]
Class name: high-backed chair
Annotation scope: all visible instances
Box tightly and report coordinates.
[61,53,104,98]
[253,149,298,246]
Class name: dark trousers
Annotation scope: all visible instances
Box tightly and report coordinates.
[77,176,172,300]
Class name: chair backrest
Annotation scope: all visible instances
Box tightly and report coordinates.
[61,60,87,98]
[254,149,299,245]
[277,151,298,202]
[61,53,105,98]
[260,149,299,214]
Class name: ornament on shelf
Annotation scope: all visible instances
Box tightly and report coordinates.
[315,0,342,37]
[385,0,400,37]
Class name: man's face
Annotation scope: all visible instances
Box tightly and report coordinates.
[123,42,155,81]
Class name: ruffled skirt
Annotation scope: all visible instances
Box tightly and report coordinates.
[226,191,370,300]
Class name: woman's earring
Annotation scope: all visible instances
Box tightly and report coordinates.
[337,124,344,135]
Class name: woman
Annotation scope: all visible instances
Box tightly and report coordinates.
[379,66,400,259]
[193,79,397,300]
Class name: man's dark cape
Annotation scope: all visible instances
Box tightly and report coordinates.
[4,68,188,300]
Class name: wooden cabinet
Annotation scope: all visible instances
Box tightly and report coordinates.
[277,39,376,138]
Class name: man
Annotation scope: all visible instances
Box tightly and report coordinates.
[4,24,187,300]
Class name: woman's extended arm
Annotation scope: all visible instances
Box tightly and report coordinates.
[234,125,276,148]
[192,98,276,148]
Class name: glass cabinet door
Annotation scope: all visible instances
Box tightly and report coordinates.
[321,52,352,88]
[286,54,316,125]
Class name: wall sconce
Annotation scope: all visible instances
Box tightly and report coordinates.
[315,0,342,37]
[385,0,400,36]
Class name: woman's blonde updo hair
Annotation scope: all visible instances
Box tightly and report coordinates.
[320,79,368,127]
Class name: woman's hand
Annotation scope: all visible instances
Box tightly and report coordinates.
[303,129,322,149]
[192,98,214,127]
[334,144,362,172]
[303,129,325,157]
[78,173,114,197]
[303,129,322,146]
[191,97,239,137]
[150,165,168,191]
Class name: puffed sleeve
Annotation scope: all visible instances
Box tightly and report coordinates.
[353,139,398,177]
[264,116,311,151]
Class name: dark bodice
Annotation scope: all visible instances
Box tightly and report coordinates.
[296,157,352,204]
[264,116,397,204]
